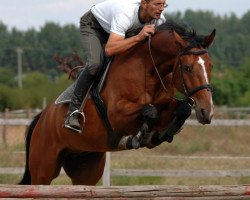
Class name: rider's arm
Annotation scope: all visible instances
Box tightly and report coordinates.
[105,24,155,57]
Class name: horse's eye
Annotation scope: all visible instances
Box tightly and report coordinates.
[183,65,192,72]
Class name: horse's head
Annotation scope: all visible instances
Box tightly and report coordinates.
[172,30,216,124]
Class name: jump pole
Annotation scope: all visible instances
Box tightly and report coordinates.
[0,185,250,199]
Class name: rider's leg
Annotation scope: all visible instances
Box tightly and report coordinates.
[64,11,109,133]
[64,53,102,132]
[64,67,95,132]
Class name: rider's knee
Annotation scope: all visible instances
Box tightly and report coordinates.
[86,62,101,76]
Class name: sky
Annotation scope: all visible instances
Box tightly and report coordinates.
[0,0,250,31]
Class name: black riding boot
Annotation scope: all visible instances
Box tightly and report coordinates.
[64,69,95,133]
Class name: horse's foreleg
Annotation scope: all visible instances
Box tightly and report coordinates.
[118,122,148,150]
[141,99,192,148]
[110,99,144,131]
[113,102,159,150]
[129,104,159,149]
[158,99,192,141]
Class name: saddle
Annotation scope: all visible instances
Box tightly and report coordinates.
[55,58,114,133]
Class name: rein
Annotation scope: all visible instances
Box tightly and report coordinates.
[148,35,168,94]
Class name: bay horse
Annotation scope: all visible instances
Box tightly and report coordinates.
[19,21,216,185]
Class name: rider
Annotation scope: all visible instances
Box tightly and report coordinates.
[64,0,167,132]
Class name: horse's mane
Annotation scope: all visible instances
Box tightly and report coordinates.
[126,19,206,48]
[157,19,206,48]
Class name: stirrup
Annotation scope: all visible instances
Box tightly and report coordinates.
[64,110,86,133]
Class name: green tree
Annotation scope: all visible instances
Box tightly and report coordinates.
[0,67,15,86]
[0,22,9,67]
[1,10,250,107]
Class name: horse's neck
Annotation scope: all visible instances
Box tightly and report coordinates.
[146,31,179,75]
[101,34,178,106]
[108,32,179,84]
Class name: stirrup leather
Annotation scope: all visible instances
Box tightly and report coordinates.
[64,110,86,133]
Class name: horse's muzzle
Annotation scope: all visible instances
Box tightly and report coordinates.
[195,107,214,125]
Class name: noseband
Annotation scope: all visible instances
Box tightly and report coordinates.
[176,49,212,97]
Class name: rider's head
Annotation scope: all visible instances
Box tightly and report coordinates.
[140,0,167,21]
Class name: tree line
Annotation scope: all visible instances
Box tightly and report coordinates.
[0,10,250,110]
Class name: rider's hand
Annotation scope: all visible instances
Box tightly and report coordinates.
[137,24,155,41]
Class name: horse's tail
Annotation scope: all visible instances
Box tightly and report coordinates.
[19,112,42,185]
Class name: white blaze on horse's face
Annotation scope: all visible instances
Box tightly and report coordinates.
[195,56,214,123]
[197,57,209,84]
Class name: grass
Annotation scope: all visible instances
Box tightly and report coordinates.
[0,175,22,184]
[1,125,250,185]
[111,176,165,186]
[161,177,250,185]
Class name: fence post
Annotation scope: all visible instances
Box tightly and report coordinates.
[2,108,9,146]
[42,97,47,109]
[27,109,32,119]
[102,152,111,187]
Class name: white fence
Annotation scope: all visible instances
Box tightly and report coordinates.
[1,153,250,187]
[1,108,250,186]
[102,153,250,186]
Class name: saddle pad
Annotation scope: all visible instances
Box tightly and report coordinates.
[54,83,76,104]
[54,58,112,105]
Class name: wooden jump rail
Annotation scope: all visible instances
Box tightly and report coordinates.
[0,185,250,199]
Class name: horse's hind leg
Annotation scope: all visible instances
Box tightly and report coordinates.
[29,143,61,185]
[62,152,106,185]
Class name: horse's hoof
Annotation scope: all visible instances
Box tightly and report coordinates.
[175,100,192,117]
[142,104,158,121]
[132,137,140,149]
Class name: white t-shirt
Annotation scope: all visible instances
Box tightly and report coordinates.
[91,0,166,37]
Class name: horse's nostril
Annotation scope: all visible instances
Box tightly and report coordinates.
[201,108,205,117]
[200,108,212,124]
[201,109,205,118]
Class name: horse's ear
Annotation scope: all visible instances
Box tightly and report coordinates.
[173,30,186,48]
[202,29,216,48]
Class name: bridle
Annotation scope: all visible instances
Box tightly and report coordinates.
[148,35,212,99]
[176,49,212,97]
